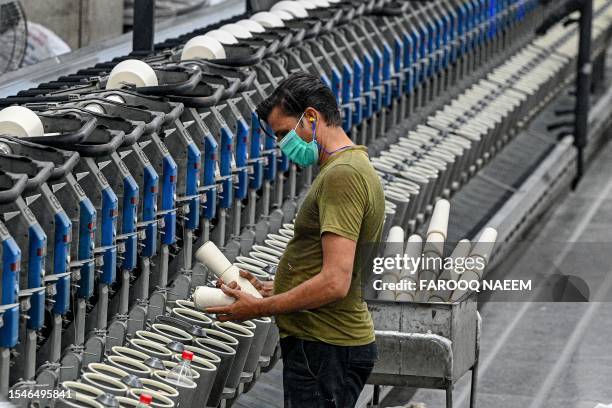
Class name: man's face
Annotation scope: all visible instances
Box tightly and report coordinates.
[267,106,313,143]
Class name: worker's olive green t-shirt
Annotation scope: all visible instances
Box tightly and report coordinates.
[273,146,385,346]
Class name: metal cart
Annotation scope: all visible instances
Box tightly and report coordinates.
[367,295,481,408]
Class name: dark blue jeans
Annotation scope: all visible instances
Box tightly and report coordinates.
[280,336,378,408]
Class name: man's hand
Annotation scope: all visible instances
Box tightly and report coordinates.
[209,233,355,319]
[206,284,264,322]
[239,270,275,297]
[216,270,274,298]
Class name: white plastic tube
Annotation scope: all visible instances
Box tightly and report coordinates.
[271,9,295,20]
[151,323,193,343]
[86,363,129,379]
[81,372,128,397]
[193,286,236,309]
[297,0,318,9]
[170,307,212,327]
[252,244,283,258]
[83,103,105,114]
[264,239,287,250]
[106,59,158,89]
[249,251,279,265]
[271,1,309,18]
[219,23,253,39]
[427,199,450,240]
[233,262,270,279]
[235,256,268,268]
[195,241,262,298]
[106,355,151,378]
[181,36,226,61]
[204,30,239,45]
[236,19,266,33]
[0,106,44,137]
[268,233,290,243]
[470,227,498,264]
[195,241,232,274]
[251,11,285,28]
[105,94,126,104]
[110,346,149,362]
[134,330,172,345]
[128,338,173,360]
[278,228,294,238]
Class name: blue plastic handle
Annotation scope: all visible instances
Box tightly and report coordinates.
[52,211,71,315]
[141,165,158,257]
[0,236,20,348]
[27,224,46,330]
[219,126,234,209]
[186,143,201,230]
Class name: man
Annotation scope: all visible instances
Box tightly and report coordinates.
[207,71,386,408]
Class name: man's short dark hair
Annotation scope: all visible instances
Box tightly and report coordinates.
[256,71,342,127]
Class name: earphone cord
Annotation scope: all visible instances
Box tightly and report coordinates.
[323,145,354,156]
[312,119,354,156]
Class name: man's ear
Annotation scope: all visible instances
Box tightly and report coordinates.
[305,107,318,124]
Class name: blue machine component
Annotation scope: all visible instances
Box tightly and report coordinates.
[448,3,458,63]
[424,15,436,75]
[141,165,158,257]
[203,133,218,220]
[161,154,178,245]
[352,57,363,126]
[219,126,234,209]
[278,151,290,173]
[464,0,474,46]
[331,68,342,106]
[320,73,331,89]
[371,46,383,113]
[416,21,428,79]
[53,211,71,315]
[489,0,497,39]
[121,175,139,271]
[409,24,424,84]
[100,187,118,285]
[263,122,277,182]
[186,143,201,230]
[77,200,96,299]
[249,112,264,191]
[341,62,353,131]
[457,1,468,56]
[0,233,20,348]
[440,7,451,67]
[235,119,250,200]
[382,43,393,107]
[402,32,414,93]
[27,224,46,331]
[391,35,402,98]
[362,54,374,119]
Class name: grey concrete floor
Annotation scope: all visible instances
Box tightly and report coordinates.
[234,131,612,408]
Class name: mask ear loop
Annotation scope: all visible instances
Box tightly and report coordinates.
[293,111,306,132]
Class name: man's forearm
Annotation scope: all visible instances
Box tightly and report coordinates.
[257,271,345,316]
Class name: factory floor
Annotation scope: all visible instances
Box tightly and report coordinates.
[235,139,612,408]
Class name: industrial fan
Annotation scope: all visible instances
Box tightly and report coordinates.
[0,0,27,75]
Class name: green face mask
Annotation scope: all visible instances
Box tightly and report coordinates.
[278,112,319,167]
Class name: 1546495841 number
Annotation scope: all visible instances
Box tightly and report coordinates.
[8,388,72,400]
